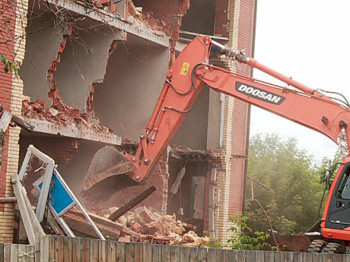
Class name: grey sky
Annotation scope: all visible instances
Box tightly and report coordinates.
[250,0,350,164]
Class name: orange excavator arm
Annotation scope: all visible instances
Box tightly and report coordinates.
[83,36,350,192]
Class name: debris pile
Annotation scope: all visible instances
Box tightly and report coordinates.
[101,206,210,247]
[22,99,113,135]
[126,1,169,36]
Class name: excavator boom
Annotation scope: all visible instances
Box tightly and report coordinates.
[83,36,350,194]
[82,36,350,250]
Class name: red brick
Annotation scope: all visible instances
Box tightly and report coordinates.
[138,206,157,224]
[130,221,143,233]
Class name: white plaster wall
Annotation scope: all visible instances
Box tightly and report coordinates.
[20,13,62,105]
[171,87,210,150]
[55,27,121,111]
[94,42,170,140]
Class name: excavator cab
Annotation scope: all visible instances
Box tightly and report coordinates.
[323,162,350,233]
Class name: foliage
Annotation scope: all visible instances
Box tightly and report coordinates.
[206,214,278,250]
[226,214,276,250]
[245,133,335,234]
[0,54,18,76]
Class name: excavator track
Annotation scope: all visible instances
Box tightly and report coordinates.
[322,242,346,254]
[308,239,327,253]
[308,239,346,254]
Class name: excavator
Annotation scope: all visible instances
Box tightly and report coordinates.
[82,36,350,253]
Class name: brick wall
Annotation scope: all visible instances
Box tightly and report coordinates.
[132,0,190,65]
[0,0,28,243]
[213,0,256,242]
[20,137,80,165]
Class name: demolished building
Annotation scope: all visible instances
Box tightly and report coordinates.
[0,0,257,243]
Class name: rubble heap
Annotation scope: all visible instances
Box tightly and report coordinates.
[101,206,210,247]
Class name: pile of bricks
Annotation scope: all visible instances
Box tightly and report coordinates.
[21,99,112,135]
[102,206,211,247]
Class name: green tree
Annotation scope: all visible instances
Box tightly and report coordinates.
[245,133,325,234]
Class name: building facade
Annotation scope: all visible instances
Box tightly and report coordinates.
[0,0,257,243]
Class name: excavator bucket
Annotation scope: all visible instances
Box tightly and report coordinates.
[82,146,137,200]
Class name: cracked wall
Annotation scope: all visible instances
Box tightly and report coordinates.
[54,26,123,112]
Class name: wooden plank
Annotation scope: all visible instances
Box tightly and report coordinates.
[275,252,285,261]
[322,253,332,262]
[10,244,18,262]
[301,252,312,262]
[292,252,302,262]
[161,245,170,262]
[134,243,143,262]
[10,115,34,131]
[19,184,45,237]
[99,240,106,262]
[190,247,199,262]
[72,237,82,262]
[17,245,26,262]
[108,186,156,221]
[227,249,236,262]
[125,242,134,262]
[116,242,125,262]
[12,175,36,245]
[81,238,89,262]
[312,253,322,262]
[332,254,343,262]
[274,252,282,262]
[25,245,36,262]
[0,111,11,132]
[0,243,3,262]
[235,250,245,262]
[255,250,265,262]
[285,251,294,262]
[39,235,50,262]
[342,254,350,262]
[169,246,181,262]
[63,236,73,262]
[35,162,54,222]
[89,239,99,262]
[0,243,4,262]
[106,240,117,262]
[197,248,208,262]
[46,210,65,235]
[179,246,190,262]
[264,251,274,262]
[143,243,153,262]
[152,244,161,262]
[180,247,190,262]
[55,235,64,262]
[207,248,216,262]
[3,244,11,262]
[217,248,228,262]
[245,250,255,262]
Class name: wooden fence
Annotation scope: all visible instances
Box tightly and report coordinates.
[1,235,350,261]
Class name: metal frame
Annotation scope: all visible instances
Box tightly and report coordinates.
[19,145,55,222]
[19,145,105,240]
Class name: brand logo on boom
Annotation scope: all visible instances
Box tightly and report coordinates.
[236,83,285,105]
